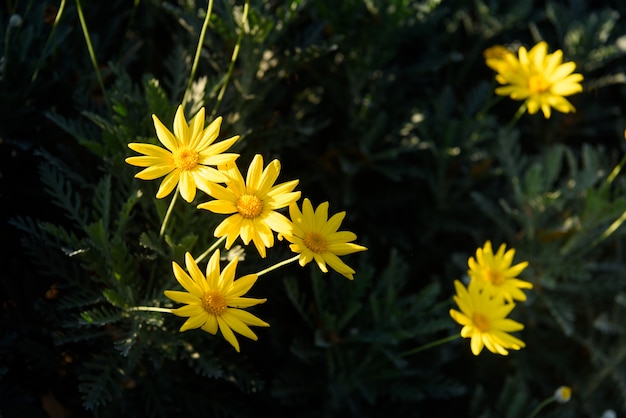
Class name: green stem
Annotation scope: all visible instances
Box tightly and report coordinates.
[256,254,300,277]
[527,397,555,418]
[182,0,214,107]
[75,0,108,102]
[194,235,227,264]
[32,0,67,82]
[210,0,249,119]
[505,102,527,132]
[400,334,461,357]
[160,186,179,237]
[128,306,173,313]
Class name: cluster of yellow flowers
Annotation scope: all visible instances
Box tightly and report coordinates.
[447,40,585,357]
[126,105,367,352]
[449,241,532,356]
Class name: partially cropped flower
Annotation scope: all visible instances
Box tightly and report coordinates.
[164,250,269,352]
[125,105,239,202]
[554,386,572,404]
[449,280,526,356]
[486,41,583,118]
[483,45,516,73]
[197,154,300,258]
[283,198,367,280]
[468,240,532,303]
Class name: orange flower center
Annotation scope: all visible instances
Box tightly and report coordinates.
[473,312,491,332]
[303,232,327,253]
[201,290,227,316]
[528,74,550,93]
[173,148,199,171]
[236,194,263,219]
[485,269,505,285]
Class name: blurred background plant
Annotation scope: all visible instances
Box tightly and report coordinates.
[2,0,626,417]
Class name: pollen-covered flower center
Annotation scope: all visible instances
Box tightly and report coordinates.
[303,232,327,253]
[236,194,263,219]
[485,269,505,285]
[201,290,227,316]
[173,148,199,171]
[528,74,550,93]
[473,312,491,332]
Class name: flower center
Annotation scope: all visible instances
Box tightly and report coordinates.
[473,312,491,332]
[485,269,505,285]
[236,194,263,219]
[303,232,327,253]
[528,74,550,93]
[201,290,227,316]
[173,148,199,171]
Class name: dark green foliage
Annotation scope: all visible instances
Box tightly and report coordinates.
[3,0,626,417]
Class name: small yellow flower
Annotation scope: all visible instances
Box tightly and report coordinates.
[486,41,583,118]
[449,280,526,356]
[554,386,572,404]
[125,105,240,202]
[468,240,532,303]
[164,250,269,352]
[483,45,516,74]
[283,198,367,280]
[197,154,301,258]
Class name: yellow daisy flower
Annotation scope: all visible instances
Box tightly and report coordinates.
[197,154,301,258]
[283,198,367,280]
[125,105,240,202]
[468,240,532,303]
[487,41,583,118]
[164,250,269,352]
[449,280,526,356]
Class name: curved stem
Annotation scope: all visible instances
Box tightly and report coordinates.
[32,0,67,82]
[194,235,227,264]
[256,254,300,277]
[183,0,214,107]
[160,186,179,237]
[210,0,249,119]
[527,397,555,418]
[75,0,108,102]
[128,306,173,313]
[400,334,460,357]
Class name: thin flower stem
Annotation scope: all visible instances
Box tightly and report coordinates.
[194,235,227,264]
[75,0,108,102]
[160,187,179,237]
[210,0,249,120]
[182,0,214,107]
[400,334,461,357]
[527,396,555,418]
[256,255,300,277]
[505,102,527,132]
[32,0,67,82]
[128,306,173,313]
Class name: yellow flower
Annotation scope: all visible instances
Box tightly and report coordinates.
[483,45,516,73]
[554,386,572,404]
[197,154,300,258]
[283,198,367,280]
[487,41,583,118]
[164,250,269,352]
[468,240,532,303]
[449,280,526,356]
[125,105,240,202]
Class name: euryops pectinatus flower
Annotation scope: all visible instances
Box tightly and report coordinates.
[283,198,367,280]
[197,154,301,258]
[468,240,532,303]
[164,251,269,352]
[126,105,240,202]
[449,280,526,356]
[485,41,583,118]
